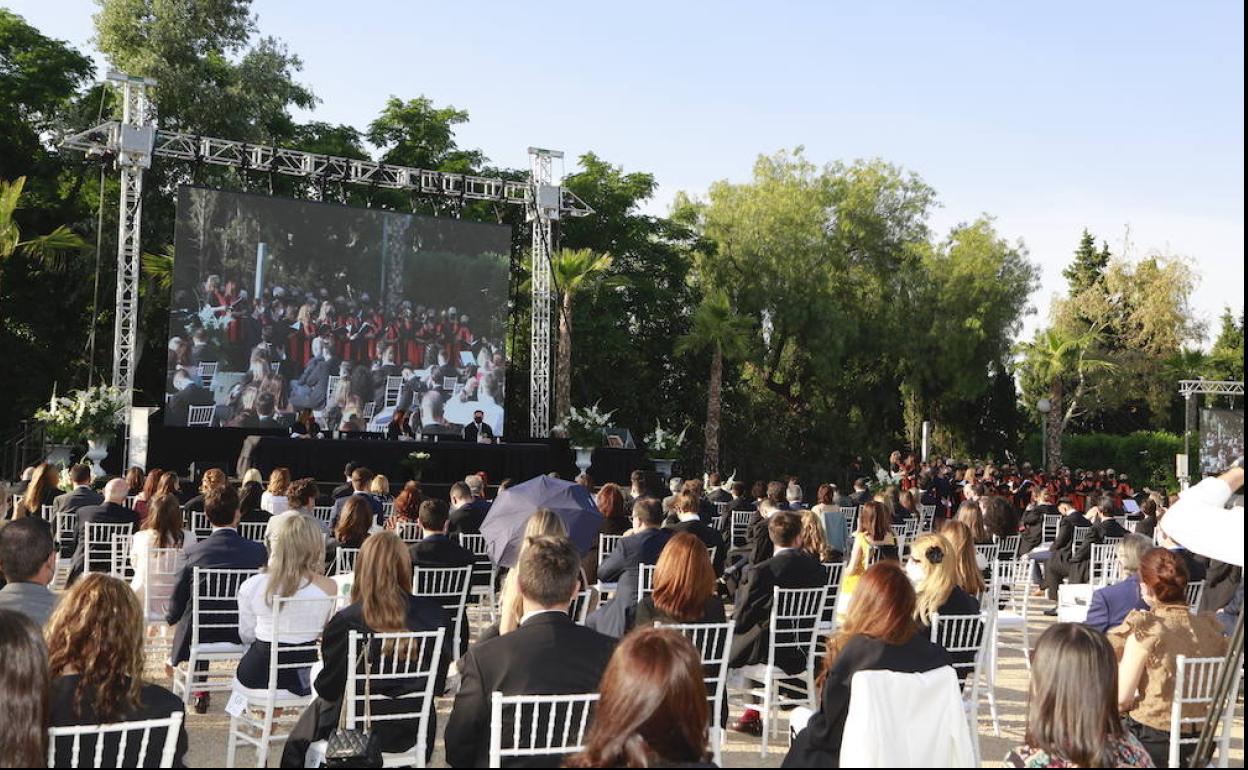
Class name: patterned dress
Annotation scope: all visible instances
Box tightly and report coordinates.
[1004,734,1155,767]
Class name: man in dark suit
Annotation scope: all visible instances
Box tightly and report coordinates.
[165,484,267,713]
[330,461,361,500]
[586,497,672,638]
[330,466,385,526]
[461,409,495,443]
[1085,534,1153,632]
[288,342,336,411]
[728,511,827,735]
[850,478,872,507]
[166,366,215,427]
[67,478,138,584]
[1044,503,1093,609]
[444,536,615,768]
[254,392,284,429]
[1073,499,1129,566]
[705,472,732,505]
[51,464,103,520]
[448,481,490,535]
[666,490,728,575]
[410,499,475,568]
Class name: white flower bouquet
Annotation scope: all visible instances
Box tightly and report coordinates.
[645,420,687,458]
[34,384,128,443]
[557,403,615,448]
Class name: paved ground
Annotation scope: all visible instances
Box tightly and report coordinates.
[163,594,1243,768]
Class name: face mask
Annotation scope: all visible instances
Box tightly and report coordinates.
[905,560,926,586]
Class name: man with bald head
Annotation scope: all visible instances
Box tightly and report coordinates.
[67,477,139,584]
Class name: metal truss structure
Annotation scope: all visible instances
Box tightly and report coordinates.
[61,71,591,439]
[1177,379,1245,487]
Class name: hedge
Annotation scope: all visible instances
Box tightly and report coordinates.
[1056,431,1184,492]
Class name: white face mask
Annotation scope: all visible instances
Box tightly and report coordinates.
[905,560,927,586]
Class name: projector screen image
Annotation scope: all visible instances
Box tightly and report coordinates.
[164,187,511,437]
[1200,408,1245,476]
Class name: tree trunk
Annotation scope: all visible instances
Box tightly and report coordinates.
[703,346,723,474]
[555,293,573,424]
[1046,380,1064,473]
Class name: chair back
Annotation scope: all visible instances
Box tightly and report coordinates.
[185,509,211,539]
[412,564,472,657]
[597,533,623,565]
[55,509,77,548]
[568,588,599,624]
[919,504,936,525]
[1071,526,1090,553]
[48,714,185,768]
[142,547,186,622]
[818,562,845,630]
[973,541,1000,566]
[325,375,342,405]
[488,692,598,767]
[311,506,335,526]
[393,520,424,544]
[457,532,496,589]
[730,510,754,548]
[189,567,258,648]
[237,521,268,543]
[929,611,989,683]
[335,547,362,576]
[344,628,445,753]
[714,501,732,520]
[1185,580,1205,613]
[85,521,132,576]
[1169,655,1242,768]
[198,361,217,387]
[187,404,214,427]
[636,563,657,603]
[1042,514,1061,542]
[655,621,734,759]
[40,503,54,522]
[995,533,1021,559]
[264,594,337,701]
[1089,543,1120,586]
[766,586,827,673]
[109,533,135,581]
[383,375,403,408]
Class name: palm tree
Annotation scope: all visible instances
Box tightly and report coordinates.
[549,248,622,423]
[1016,326,1114,472]
[0,176,87,295]
[676,291,752,474]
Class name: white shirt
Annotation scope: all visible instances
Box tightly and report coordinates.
[236,572,335,645]
[676,512,701,524]
[260,491,289,516]
[1162,476,1244,567]
[128,528,195,609]
[519,608,566,626]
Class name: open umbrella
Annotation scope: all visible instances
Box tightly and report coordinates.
[479,475,603,567]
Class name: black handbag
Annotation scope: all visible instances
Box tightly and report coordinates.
[323,636,382,768]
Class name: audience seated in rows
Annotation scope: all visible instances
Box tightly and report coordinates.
[634,531,726,628]
[493,508,573,638]
[667,489,728,575]
[67,478,139,584]
[448,478,491,535]
[331,466,384,527]
[587,497,672,638]
[839,501,898,610]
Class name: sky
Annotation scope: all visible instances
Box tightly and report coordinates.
[9,1,1244,343]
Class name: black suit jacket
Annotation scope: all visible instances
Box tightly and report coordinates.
[165,528,268,665]
[1073,517,1129,562]
[67,502,138,583]
[589,527,672,638]
[449,499,491,535]
[51,486,104,518]
[729,549,827,673]
[444,612,616,768]
[462,421,495,442]
[1050,512,1091,565]
[167,383,215,426]
[666,517,728,576]
[1019,503,1057,554]
[410,534,477,568]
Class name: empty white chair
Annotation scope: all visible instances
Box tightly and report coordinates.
[411,565,472,659]
[1089,543,1120,586]
[311,506,335,527]
[996,533,1021,560]
[109,533,135,581]
[735,585,827,757]
[383,375,403,408]
[85,521,132,576]
[816,561,845,642]
[187,404,215,427]
[597,533,623,565]
[929,611,992,764]
[656,621,734,765]
[48,713,185,768]
[989,558,1033,672]
[198,361,217,388]
[487,692,598,768]
[170,567,258,706]
[1185,580,1205,613]
[225,593,337,768]
[973,541,1000,567]
[458,533,498,623]
[1168,655,1242,768]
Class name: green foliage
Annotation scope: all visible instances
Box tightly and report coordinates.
[1062,228,1111,295]
[1209,308,1244,383]
[676,291,752,360]
[1058,431,1184,491]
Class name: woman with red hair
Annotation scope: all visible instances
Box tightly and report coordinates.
[783,562,952,768]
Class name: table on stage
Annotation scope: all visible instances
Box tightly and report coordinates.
[236,435,645,486]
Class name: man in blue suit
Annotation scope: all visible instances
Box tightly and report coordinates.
[330,466,385,526]
[165,484,267,713]
[585,497,672,638]
[1085,533,1153,632]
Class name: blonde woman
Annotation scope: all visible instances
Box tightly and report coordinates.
[262,468,291,515]
[234,515,336,696]
[241,468,264,487]
[907,532,981,637]
[799,509,836,563]
[938,520,986,598]
[369,474,392,502]
[496,508,572,636]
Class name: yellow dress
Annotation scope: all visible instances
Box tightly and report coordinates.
[838,531,897,618]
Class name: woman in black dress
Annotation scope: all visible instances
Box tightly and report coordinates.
[633,532,726,628]
[783,563,951,768]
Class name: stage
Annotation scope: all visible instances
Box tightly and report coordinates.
[143,411,649,486]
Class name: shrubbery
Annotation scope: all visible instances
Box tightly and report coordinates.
[1060,431,1184,492]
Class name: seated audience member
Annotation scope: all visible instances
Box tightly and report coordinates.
[46,574,189,766]
[291,408,322,439]
[729,511,827,736]
[68,477,139,584]
[1084,534,1153,633]
[493,508,571,637]
[1005,623,1153,768]
[370,473,392,502]
[896,488,921,522]
[265,477,324,540]
[584,482,630,583]
[12,462,59,519]
[133,468,164,521]
[665,489,728,575]
[786,483,805,511]
[385,480,423,532]
[839,501,898,605]
[234,515,337,697]
[261,467,291,515]
[812,483,847,559]
[448,479,491,534]
[166,484,268,713]
[565,628,713,769]
[0,518,59,626]
[124,466,144,497]
[623,470,648,509]
[156,471,185,504]
[587,497,673,639]
[330,466,384,526]
[51,463,103,519]
[956,499,993,544]
[281,532,453,766]
[798,509,837,563]
[409,499,475,568]
[1133,497,1161,540]
[634,531,726,628]
[1043,501,1093,610]
[241,468,264,487]
[1109,548,1227,768]
[331,462,361,500]
[1018,488,1056,556]
[937,520,987,598]
[705,472,731,504]
[334,495,380,554]
[1077,495,1130,562]
[783,562,953,767]
[183,467,228,513]
[0,609,49,766]
[444,536,616,768]
[979,494,1021,549]
[238,480,269,523]
[129,494,197,616]
[908,533,981,638]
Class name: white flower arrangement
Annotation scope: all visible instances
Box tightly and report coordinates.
[557,403,616,448]
[34,384,128,443]
[197,305,232,332]
[645,420,687,458]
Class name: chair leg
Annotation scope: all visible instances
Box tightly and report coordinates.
[256,718,271,769]
[226,716,239,768]
[759,676,772,759]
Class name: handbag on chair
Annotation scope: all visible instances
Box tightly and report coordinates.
[323,636,382,768]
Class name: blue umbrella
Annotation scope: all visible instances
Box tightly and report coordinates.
[480,475,603,567]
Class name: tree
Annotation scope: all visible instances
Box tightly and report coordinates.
[1016,326,1114,471]
[1062,228,1111,295]
[549,248,621,423]
[0,177,87,279]
[676,291,752,474]
[1209,308,1245,383]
